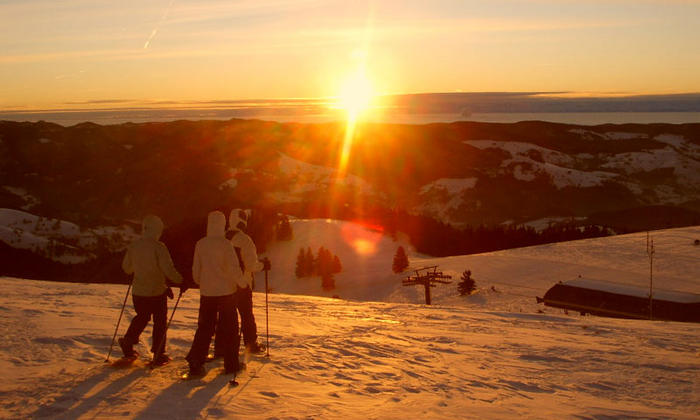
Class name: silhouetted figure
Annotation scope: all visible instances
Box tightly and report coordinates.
[120,215,182,365]
[214,209,264,356]
[185,211,242,376]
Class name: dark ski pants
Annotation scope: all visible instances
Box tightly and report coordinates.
[123,293,167,355]
[214,286,257,355]
[187,294,239,372]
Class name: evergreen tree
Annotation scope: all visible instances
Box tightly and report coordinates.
[295,248,306,278]
[392,246,409,273]
[276,215,293,241]
[458,269,476,296]
[321,271,335,291]
[247,207,277,252]
[332,255,342,274]
[316,246,334,277]
[304,247,314,277]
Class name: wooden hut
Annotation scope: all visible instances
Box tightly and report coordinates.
[537,278,700,323]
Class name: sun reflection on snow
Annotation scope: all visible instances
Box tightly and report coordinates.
[352,238,376,255]
[342,222,383,256]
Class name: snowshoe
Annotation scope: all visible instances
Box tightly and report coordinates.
[109,353,140,368]
[180,371,205,381]
[224,362,245,375]
[245,342,266,355]
[118,337,137,359]
[180,363,206,380]
[148,353,171,368]
[205,353,223,363]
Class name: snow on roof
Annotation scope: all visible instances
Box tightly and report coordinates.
[562,277,700,303]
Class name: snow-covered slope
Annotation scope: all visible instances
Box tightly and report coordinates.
[264,221,699,307]
[1,224,699,419]
[0,208,136,264]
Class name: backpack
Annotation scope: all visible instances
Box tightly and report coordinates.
[227,230,246,273]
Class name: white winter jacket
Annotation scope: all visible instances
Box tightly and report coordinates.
[192,211,240,297]
[229,229,263,289]
[122,215,182,297]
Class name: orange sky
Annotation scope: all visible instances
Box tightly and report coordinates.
[2,0,700,110]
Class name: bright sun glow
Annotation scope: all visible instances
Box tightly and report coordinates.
[337,72,374,117]
[336,71,374,176]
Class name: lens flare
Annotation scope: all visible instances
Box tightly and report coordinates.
[341,222,383,256]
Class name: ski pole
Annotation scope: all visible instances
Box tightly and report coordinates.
[150,287,184,367]
[264,257,270,358]
[106,281,132,362]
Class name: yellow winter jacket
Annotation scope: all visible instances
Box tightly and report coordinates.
[122,215,183,296]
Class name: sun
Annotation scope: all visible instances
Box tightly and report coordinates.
[337,71,374,117]
[335,71,374,177]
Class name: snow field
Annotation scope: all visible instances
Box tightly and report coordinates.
[1,223,698,419]
[1,279,698,419]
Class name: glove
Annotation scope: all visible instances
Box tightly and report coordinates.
[166,287,174,299]
[180,282,189,294]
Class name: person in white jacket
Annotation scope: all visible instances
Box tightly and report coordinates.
[185,211,242,376]
[213,209,264,356]
[120,215,183,365]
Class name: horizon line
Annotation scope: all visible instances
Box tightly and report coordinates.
[3,91,700,115]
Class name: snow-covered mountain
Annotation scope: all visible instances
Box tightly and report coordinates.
[2,119,699,232]
[1,223,698,419]
[0,208,136,264]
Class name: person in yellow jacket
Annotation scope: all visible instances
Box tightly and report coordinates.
[120,215,183,365]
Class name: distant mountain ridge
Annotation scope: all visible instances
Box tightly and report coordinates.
[1,119,698,230]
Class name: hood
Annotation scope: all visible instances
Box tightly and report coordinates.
[228,208,248,232]
[207,211,227,237]
[142,215,164,240]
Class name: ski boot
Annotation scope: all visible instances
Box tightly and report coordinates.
[245,341,266,355]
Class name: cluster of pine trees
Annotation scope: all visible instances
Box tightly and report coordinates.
[377,209,612,257]
[295,246,342,290]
